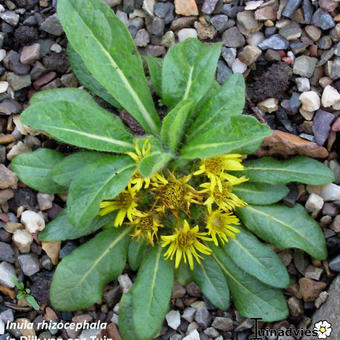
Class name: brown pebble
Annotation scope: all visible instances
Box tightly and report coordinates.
[299,278,327,302]
[33,71,56,90]
[0,134,16,144]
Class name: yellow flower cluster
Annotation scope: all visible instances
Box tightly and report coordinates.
[99,140,248,270]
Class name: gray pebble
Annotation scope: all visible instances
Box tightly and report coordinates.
[329,255,340,272]
[211,15,229,33]
[302,0,313,24]
[202,0,219,15]
[216,60,232,84]
[312,109,335,146]
[312,8,335,30]
[154,2,174,25]
[18,254,40,276]
[258,34,289,50]
[331,58,340,80]
[282,0,302,18]
[0,242,15,263]
[40,13,64,36]
[317,36,333,49]
[222,27,245,48]
[60,241,77,258]
[194,306,211,328]
[0,262,16,287]
[151,17,165,36]
[293,55,317,78]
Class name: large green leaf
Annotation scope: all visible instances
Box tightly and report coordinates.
[192,256,230,310]
[11,149,66,193]
[50,227,131,311]
[223,228,289,288]
[51,151,107,187]
[233,183,289,205]
[161,100,193,153]
[128,239,149,271]
[67,44,122,109]
[212,246,288,321]
[120,247,174,340]
[187,73,245,141]
[138,151,172,177]
[237,204,327,260]
[58,0,160,135]
[67,155,135,228]
[144,56,162,97]
[38,210,116,242]
[119,292,140,340]
[180,115,272,159]
[162,38,222,110]
[240,157,335,185]
[21,89,135,153]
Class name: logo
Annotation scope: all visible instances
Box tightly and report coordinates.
[313,321,332,339]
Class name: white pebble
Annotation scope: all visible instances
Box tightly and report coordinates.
[183,329,200,340]
[118,274,132,293]
[50,43,62,53]
[295,77,310,92]
[299,91,320,112]
[305,193,324,216]
[142,0,155,17]
[247,31,265,46]
[0,81,8,94]
[0,5,5,13]
[178,28,197,42]
[320,183,340,201]
[0,49,6,62]
[232,58,247,74]
[13,229,33,253]
[37,193,54,211]
[321,85,340,108]
[183,307,196,323]
[21,210,45,234]
[166,310,181,330]
[258,98,279,113]
[245,0,263,10]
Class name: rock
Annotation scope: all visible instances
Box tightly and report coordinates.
[201,0,219,15]
[172,281,186,298]
[174,0,198,16]
[282,0,302,18]
[305,193,324,216]
[331,215,340,232]
[151,17,165,36]
[301,275,340,340]
[155,2,174,24]
[305,25,322,42]
[18,254,40,276]
[288,296,304,317]
[331,58,340,80]
[237,11,260,33]
[161,31,175,47]
[0,309,14,323]
[299,278,327,302]
[106,323,122,340]
[0,11,19,26]
[299,91,320,112]
[194,306,211,328]
[238,45,261,65]
[182,307,196,322]
[20,44,40,65]
[258,34,289,50]
[0,81,8,93]
[40,13,63,36]
[255,5,276,21]
[0,99,22,115]
[320,183,340,201]
[296,77,310,92]
[33,71,57,90]
[293,56,317,78]
[247,31,265,46]
[166,310,181,330]
[221,47,236,67]
[279,22,302,40]
[322,85,340,108]
[186,282,201,297]
[183,329,200,340]
[0,189,14,204]
[0,165,17,189]
[312,109,335,145]
[0,262,16,287]
[42,241,60,265]
[5,50,30,75]
[211,15,229,32]
[258,98,279,113]
[14,26,39,44]
[315,291,328,308]
[79,328,104,340]
[204,327,220,337]
[329,255,340,272]
[231,58,247,74]
[212,317,233,331]
[21,211,45,234]
[0,242,15,263]
[254,130,329,159]
[142,0,155,17]
[37,193,54,211]
[7,142,32,161]
[222,27,245,48]
[118,274,132,293]
[194,22,216,40]
[305,265,324,280]
[7,73,31,91]
[178,28,197,42]
[320,0,339,12]
[170,17,196,31]
[312,8,335,31]
[43,52,69,73]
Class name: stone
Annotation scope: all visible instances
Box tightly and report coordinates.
[221,47,236,67]
[118,274,132,293]
[134,29,150,47]
[320,183,340,201]
[329,255,340,272]
[178,28,197,42]
[151,17,165,36]
[301,275,340,340]
[282,0,302,18]
[182,307,196,323]
[247,31,265,46]
[7,142,31,161]
[18,254,40,276]
[201,0,219,15]
[0,242,15,264]
[0,81,8,94]
[216,60,232,84]
[312,8,335,31]
[78,328,104,340]
[293,56,317,78]
[194,306,211,328]
[13,229,33,253]
[320,0,338,12]
[155,2,174,24]
[204,327,219,337]
[255,5,276,21]
[258,98,279,113]
[0,11,19,26]
[312,109,335,145]
[305,193,324,216]
[0,189,14,204]
[161,31,175,47]
[331,215,340,232]
[0,309,14,323]
[212,317,233,331]
[14,26,39,44]
[40,13,63,36]
[237,11,260,33]
[288,296,304,317]
[0,165,17,189]
[194,22,216,40]
[299,278,327,302]
[231,58,247,74]
[222,27,245,48]
[37,193,54,211]
[299,91,320,112]
[183,329,200,340]
[258,34,289,50]
[305,265,323,280]
[20,44,40,65]
[172,281,186,298]
[211,15,229,32]
[331,58,340,80]
[279,22,302,40]
[166,310,181,330]
[0,262,16,287]
[315,291,328,308]
[296,77,310,92]
[238,45,261,65]
[305,25,322,42]
[322,85,340,108]
[170,17,196,31]
[174,0,198,16]
[7,73,31,91]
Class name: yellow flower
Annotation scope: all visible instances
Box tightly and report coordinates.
[206,210,240,246]
[130,212,163,246]
[161,220,212,270]
[194,154,246,191]
[152,172,202,215]
[128,171,151,192]
[200,181,247,213]
[99,187,142,227]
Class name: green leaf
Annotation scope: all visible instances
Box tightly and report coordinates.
[130,246,174,340]
[233,183,289,205]
[192,256,230,310]
[67,44,122,109]
[26,295,40,311]
[161,100,193,153]
[119,292,140,340]
[175,262,193,286]
[128,239,149,271]
[187,73,245,141]
[181,115,272,160]
[162,38,222,110]
[58,0,160,135]
[21,89,135,153]
[144,56,162,97]
[11,149,66,193]
[212,246,288,321]
[240,157,335,185]
[138,151,172,177]
[51,151,107,187]
[38,210,116,242]
[67,155,135,228]
[50,227,131,311]
[237,204,327,260]
[223,227,290,288]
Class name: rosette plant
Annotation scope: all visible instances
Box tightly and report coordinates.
[11,0,334,339]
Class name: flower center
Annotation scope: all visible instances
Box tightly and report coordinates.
[116,192,134,209]
[320,328,326,333]
[177,231,195,248]
[205,157,223,173]
[161,183,185,209]
[139,216,154,231]
[212,216,225,231]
